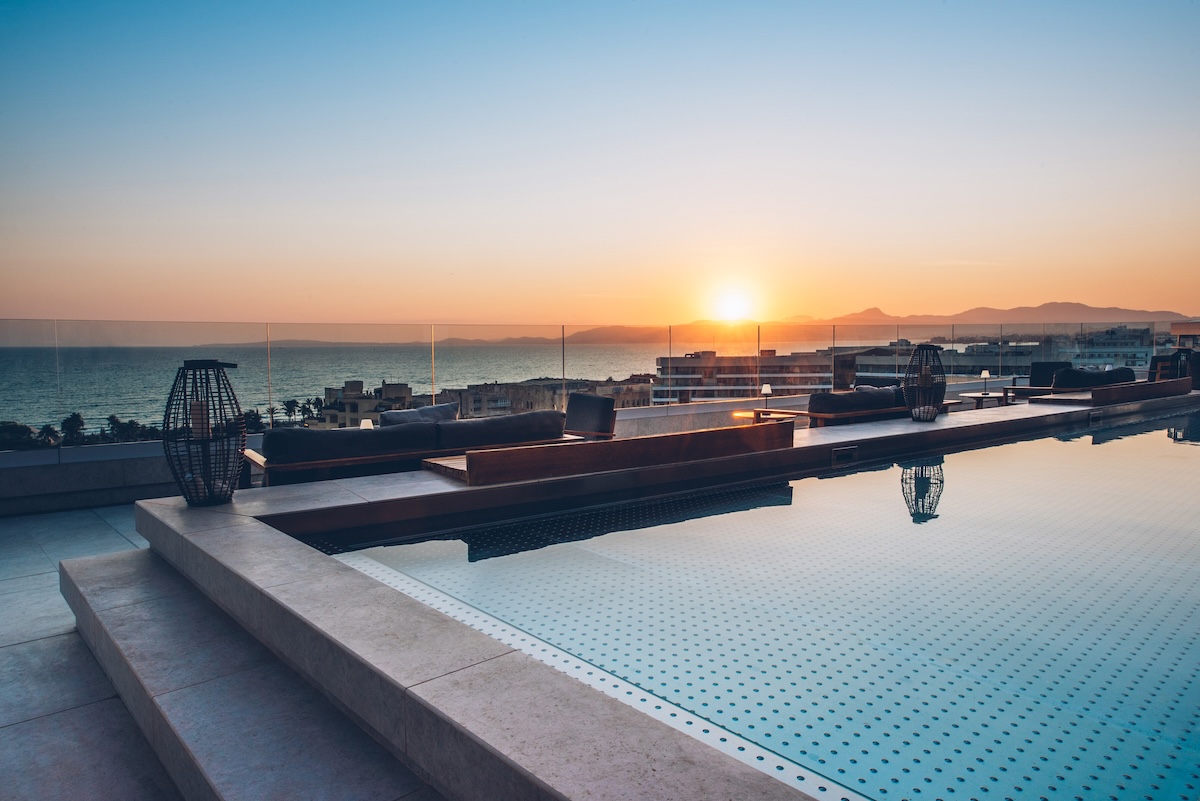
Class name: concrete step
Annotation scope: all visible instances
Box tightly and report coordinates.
[59,548,443,801]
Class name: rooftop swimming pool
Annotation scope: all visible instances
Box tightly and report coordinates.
[340,412,1200,801]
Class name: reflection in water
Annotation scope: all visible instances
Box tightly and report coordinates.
[900,456,945,524]
[1168,412,1200,444]
[457,483,794,561]
[1057,411,1200,446]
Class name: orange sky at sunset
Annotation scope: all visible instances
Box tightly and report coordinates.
[2,3,1197,326]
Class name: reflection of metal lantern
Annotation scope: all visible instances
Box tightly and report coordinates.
[901,456,944,523]
[163,360,245,506]
[902,344,947,422]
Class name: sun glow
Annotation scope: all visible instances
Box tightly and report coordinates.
[712,287,754,321]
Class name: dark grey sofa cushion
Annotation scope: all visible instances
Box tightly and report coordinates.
[261,422,438,464]
[436,410,566,450]
[1051,367,1137,389]
[379,402,459,426]
[1028,361,1073,387]
[808,386,903,414]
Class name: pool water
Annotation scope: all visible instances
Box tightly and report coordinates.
[342,413,1200,801]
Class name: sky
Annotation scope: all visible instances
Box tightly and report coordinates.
[1,1,1198,327]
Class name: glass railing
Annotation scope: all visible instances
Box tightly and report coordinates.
[0,316,1190,449]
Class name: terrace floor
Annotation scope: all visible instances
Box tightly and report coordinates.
[0,504,182,800]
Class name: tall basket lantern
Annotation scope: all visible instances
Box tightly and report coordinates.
[902,344,947,422]
[163,360,246,506]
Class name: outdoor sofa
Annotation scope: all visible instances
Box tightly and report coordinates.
[242,405,572,486]
[743,386,958,428]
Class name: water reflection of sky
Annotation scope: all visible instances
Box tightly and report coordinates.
[352,413,1200,801]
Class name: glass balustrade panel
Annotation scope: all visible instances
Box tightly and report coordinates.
[263,323,432,428]
[1077,320,1155,374]
[946,324,1001,384]
[0,319,61,449]
[433,324,565,417]
[659,322,760,403]
[50,319,268,444]
[562,324,665,408]
[757,323,835,397]
[834,324,911,387]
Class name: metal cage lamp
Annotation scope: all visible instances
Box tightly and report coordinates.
[902,344,947,422]
[162,360,246,506]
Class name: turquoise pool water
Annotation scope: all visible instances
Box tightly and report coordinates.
[343,413,1200,801]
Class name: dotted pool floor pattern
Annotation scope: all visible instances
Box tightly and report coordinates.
[349,415,1200,801]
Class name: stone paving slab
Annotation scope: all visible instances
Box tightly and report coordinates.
[0,580,77,647]
[0,697,183,801]
[0,569,58,597]
[0,632,115,728]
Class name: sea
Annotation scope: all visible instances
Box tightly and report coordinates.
[2,335,996,434]
[0,343,675,433]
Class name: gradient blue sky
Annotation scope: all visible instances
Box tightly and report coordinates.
[2,1,1197,325]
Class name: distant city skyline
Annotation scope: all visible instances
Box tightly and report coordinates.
[2,2,1198,324]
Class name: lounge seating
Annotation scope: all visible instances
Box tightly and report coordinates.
[1003,361,1072,403]
[1148,350,1192,382]
[808,385,906,414]
[1050,366,1137,389]
[796,386,957,427]
[738,386,959,428]
[243,409,570,486]
[379,402,461,425]
[1030,375,1191,406]
[564,393,617,440]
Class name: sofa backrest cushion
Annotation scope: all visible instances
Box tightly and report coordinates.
[1029,361,1072,387]
[436,410,566,450]
[1051,366,1137,389]
[262,422,438,464]
[379,402,459,426]
[807,387,902,414]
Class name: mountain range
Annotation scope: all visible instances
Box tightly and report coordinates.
[784,302,1191,326]
[198,302,1191,348]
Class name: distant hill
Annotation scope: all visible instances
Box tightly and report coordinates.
[198,303,1189,348]
[798,302,1190,326]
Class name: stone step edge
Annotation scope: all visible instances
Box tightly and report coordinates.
[60,552,219,801]
[58,549,433,801]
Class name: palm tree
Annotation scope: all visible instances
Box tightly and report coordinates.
[243,409,264,433]
[310,396,324,417]
[265,406,279,428]
[36,424,60,447]
[300,401,313,421]
[283,399,300,424]
[61,413,86,446]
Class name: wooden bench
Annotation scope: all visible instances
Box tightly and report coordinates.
[243,435,582,487]
[424,421,795,486]
[735,400,961,428]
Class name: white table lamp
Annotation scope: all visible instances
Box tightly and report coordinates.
[980,370,991,393]
[761,383,773,407]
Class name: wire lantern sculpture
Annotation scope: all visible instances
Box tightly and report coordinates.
[162,360,246,506]
[900,456,945,524]
[902,344,947,422]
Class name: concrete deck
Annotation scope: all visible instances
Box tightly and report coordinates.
[8,393,1198,800]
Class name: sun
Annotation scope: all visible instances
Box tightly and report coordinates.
[712,288,754,321]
